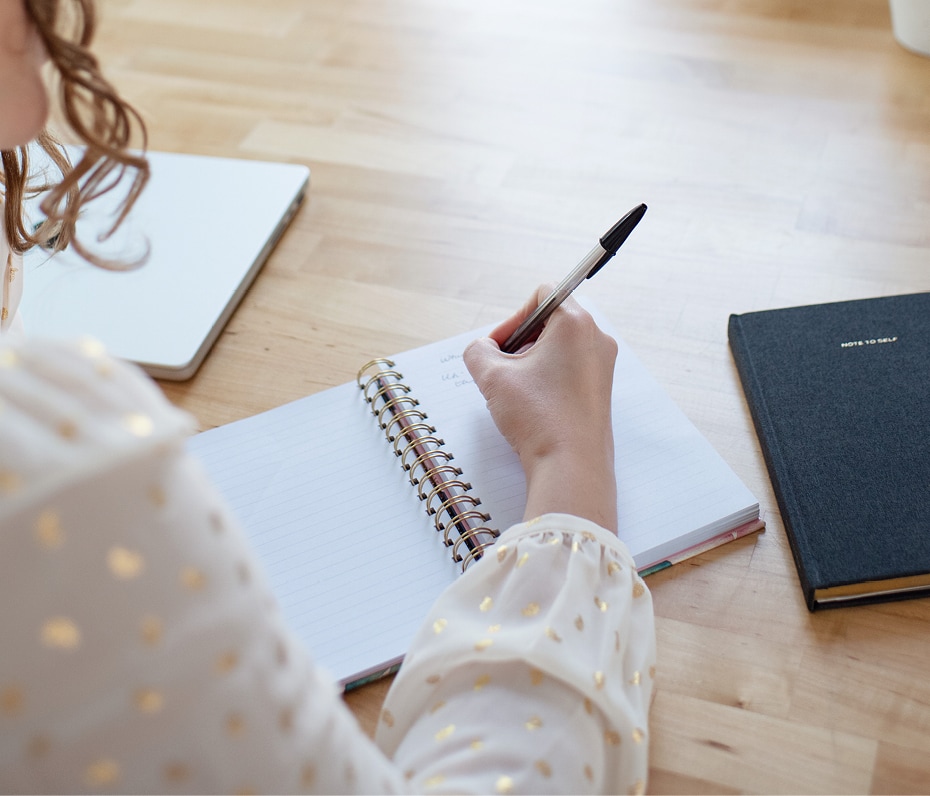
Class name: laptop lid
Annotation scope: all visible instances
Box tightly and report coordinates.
[21,150,309,380]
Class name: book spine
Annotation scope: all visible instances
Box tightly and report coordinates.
[727,314,818,610]
[356,359,499,570]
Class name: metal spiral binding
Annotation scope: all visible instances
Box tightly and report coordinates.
[357,358,499,569]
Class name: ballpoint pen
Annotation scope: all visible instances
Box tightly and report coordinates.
[501,203,647,354]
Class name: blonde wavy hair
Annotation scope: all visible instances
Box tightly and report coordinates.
[0,0,148,267]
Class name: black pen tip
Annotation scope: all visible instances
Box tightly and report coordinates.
[600,203,647,253]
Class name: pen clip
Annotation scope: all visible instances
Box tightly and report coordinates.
[585,248,615,280]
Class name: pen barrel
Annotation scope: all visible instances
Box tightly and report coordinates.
[501,243,607,353]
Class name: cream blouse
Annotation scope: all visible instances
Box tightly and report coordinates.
[0,284,656,794]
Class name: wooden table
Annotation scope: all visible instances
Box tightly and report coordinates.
[94,0,930,791]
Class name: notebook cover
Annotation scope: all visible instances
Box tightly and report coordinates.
[728,293,930,610]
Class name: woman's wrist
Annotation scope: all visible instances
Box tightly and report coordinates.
[521,442,618,534]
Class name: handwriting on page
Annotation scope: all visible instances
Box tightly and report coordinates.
[439,352,475,389]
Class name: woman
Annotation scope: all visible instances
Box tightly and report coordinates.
[0,1,656,793]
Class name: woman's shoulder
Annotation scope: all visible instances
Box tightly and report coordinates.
[0,336,196,508]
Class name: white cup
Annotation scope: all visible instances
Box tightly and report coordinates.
[890,0,930,56]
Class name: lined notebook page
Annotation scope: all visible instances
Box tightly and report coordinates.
[391,309,758,571]
[188,381,462,686]
[188,305,758,685]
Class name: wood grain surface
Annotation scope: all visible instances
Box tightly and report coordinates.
[89,0,930,791]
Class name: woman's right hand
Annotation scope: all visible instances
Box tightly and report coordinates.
[463,286,620,533]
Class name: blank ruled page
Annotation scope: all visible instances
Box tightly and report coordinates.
[187,303,758,685]
[188,381,462,686]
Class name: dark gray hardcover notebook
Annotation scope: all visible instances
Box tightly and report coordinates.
[728,292,930,610]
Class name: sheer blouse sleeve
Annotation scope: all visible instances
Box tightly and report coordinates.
[376,515,656,795]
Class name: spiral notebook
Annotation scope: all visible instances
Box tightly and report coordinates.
[187,303,763,688]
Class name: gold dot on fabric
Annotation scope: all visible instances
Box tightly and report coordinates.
[526,516,542,526]
[487,624,501,634]
[163,763,190,784]
[301,765,317,788]
[148,486,167,508]
[381,709,395,728]
[430,700,446,714]
[479,596,494,612]
[0,349,19,368]
[545,627,562,643]
[57,420,78,440]
[85,758,120,787]
[426,674,441,685]
[435,724,455,741]
[528,668,544,687]
[632,727,645,744]
[123,412,155,438]
[593,671,605,690]
[0,470,21,495]
[633,580,646,599]
[108,547,145,580]
[215,651,239,675]
[522,602,540,617]
[425,774,445,788]
[41,617,81,650]
[535,760,552,778]
[475,638,493,652]
[607,560,622,576]
[134,689,164,713]
[584,697,594,715]
[630,778,646,796]
[35,510,64,550]
[496,545,509,563]
[516,552,529,568]
[470,738,484,751]
[95,360,115,378]
[605,729,621,746]
[575,615,585,631]
[595,596,608,612]
[78,337,107,359]
[649,665,657,679]
[26,735,50,759]
[180,566,207,591]
[433,618,448,634]
[572,540,580,553]
[226,714,245,737]
[584,764,594,782]
[1,685,24,716]
[140,616,163,646]
[630,670,641,685]
[474,674,490,691]
[525,716,543,731]
[496,775,514,794]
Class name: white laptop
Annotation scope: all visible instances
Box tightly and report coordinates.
[21,149,309,380]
